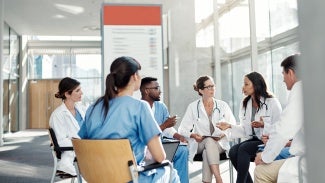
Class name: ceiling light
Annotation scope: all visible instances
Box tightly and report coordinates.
[53,14,65,19]
[55,4,84,15]
[83,26,100,31]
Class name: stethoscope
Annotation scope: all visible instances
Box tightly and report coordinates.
[243,98,268,117]
[196,99,221,121]
[190,99,222,133]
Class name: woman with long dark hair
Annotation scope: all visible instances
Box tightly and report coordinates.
[78,56,180,182]
[217,72,282,183]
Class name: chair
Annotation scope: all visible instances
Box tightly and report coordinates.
[72,138,173,183]
[48,128,81,183]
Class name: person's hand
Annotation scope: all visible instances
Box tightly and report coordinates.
[190,133,203,143]
[251,117,264,128]
[254,152,265,166]
[261,134,269,144]
[216,122,231,130]
[179,136,188,143]
[211,134,226,142]
[285,140,292,147]
[161,116,177,130]
[173,133,188,143]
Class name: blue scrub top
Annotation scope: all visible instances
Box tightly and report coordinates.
[153,101,169,125]
[78,96,162,164]
[75,109,84,127]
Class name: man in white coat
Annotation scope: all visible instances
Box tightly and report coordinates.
[254,54,306,182]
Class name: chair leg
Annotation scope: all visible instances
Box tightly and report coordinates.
[74,160,83,183]
[229,161,234,183]
[51,153,58,183]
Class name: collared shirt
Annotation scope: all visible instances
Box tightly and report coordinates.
[262,81,305,163]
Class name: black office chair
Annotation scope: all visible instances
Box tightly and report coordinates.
[48,128,82,183]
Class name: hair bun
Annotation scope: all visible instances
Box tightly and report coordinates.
[54,92,62,99]
[193,84,199,92]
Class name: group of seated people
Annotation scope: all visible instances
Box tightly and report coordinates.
[49,54,305,183]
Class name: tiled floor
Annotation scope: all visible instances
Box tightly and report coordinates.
[1,129,256,183]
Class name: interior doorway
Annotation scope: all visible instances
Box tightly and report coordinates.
[28,79,61,129]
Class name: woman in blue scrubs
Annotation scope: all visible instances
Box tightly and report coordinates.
[78,56,180,183]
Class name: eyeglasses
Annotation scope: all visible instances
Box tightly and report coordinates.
[146,86,160,90]
[203,85,215,90]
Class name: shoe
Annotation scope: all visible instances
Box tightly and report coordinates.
[56,170,65,176]
[56,170,77,179]
[60,173,77,179]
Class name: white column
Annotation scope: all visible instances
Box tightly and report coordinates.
[212,1,222,99]
[0,0,4,146]
[249,0,258,71]
[298,0,325,182]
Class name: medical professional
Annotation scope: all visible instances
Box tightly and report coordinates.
[254,54,305,183]
[178,75,236,183]
[78,56,180,183]
[217,71,282,183]
[140,76,189,183]
[49,77,86,176]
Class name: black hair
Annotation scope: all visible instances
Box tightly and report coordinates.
[281,54,299,74]
[242,72,273,111]
[95,56,141,116]
[55,77,80,100]
[140,77,157,93]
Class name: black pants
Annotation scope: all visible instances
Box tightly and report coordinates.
[229,138,263,183]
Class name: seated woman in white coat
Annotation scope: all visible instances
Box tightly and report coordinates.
[217,72,282,183]
[178,75,236,183]
[49,77,86,176]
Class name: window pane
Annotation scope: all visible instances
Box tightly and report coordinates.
[255,0,271,42]
[270,0,298,36]
[28,54,101,79]
[271,43,299,107]
[219,0,250,53]
[257,51,273,91]
[72,54,101,78]
[78,78,102,107]
[231,57,251,121]
[221,62,233,111]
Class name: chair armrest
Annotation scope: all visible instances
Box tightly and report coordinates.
[54,146,74,151]
[138,160,171,172]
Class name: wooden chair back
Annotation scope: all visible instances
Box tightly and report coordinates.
[72,139,137,183]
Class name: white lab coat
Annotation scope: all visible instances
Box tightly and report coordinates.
[261,81,306,182]
[178,98,236,161]
[49,102,86,175]
[229,97,282,140]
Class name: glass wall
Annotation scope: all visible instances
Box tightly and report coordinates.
[28,51,102,106]
[195,0,299,116]
[219,0,250,53]
[2,23,20,133]
[231,57,251,120]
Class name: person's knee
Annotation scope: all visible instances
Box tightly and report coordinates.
[178,146,189,156]
[254,165,262,180]
[228,146,237,159]
[254,164,268,182]
[205,137,215,145]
